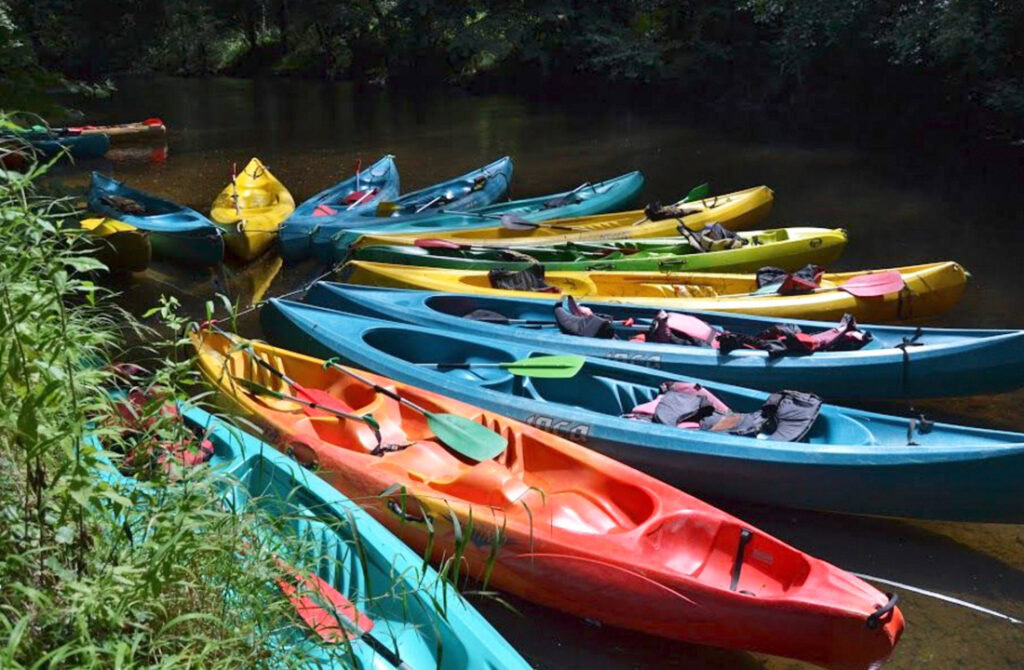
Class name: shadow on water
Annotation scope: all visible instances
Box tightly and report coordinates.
[57,75,1024,669]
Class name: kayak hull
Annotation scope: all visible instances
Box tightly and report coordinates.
[338,260,969,323]
[302,284,1024,399]
[331,170,647,251]
[88,171,225,265]
[279,155,400,262]
[311,156,515,261]
[211,157,296,261]
[79,218,151,272]
[261,300,1024,523]
[196,329,903,669]
[353,227,848,273]
[351,185,775,249]
[26,132,110,159]
[96,403,530,670]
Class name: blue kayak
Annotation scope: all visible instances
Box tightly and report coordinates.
[88,172,225,265]
[95,403,531,670]
[301,283,1024,400]
[279,155,400,262]
[261,299,1024,522]
[5,130,110,159]
[329,170,646,252]
[310,156,514,261]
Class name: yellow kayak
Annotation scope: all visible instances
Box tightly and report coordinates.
[339,260,968,323]
[211,157,295,261]
[78,217,151,272]
[351,185,774,250]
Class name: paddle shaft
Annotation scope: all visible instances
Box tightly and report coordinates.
[323,360,431,416]
[233,375,369,424]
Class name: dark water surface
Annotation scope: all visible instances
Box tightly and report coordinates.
[60,76,1024,669]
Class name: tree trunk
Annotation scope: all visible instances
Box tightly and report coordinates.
[277,0,290,55]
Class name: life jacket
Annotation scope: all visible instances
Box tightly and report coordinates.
[101,194,146,215]
[643,201,702,221]
[623,383,821,442]
[717,313,872,357]
[488,264,558,292]
[554,296,614,338]
[755,264,824,295]
[646,310,718,347]
[695,222,747,251]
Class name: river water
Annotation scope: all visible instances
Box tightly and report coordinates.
[56,76,1024,669]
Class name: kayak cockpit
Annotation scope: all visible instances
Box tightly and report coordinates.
[643,513,811,597]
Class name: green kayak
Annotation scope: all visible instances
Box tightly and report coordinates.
[348,227,848,273]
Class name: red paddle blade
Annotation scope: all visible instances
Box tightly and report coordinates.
[415,238,464,249]
[143,117,164,127]
[500,214,537,231]
[840,271,906,297]
[278,567,374,642]
[292,385,355,418]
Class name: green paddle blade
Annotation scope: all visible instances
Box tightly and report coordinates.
[426,413,508,461]
[682,182,710,203]
[501,355,584,378]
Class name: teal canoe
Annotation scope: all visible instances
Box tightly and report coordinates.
[3,129,110,159]
[302,283,1024,400]
[331,170,646,255]
[311,156,515,261]
[279,155,401,262]
[261,299,1024,522]
[88,172,225,265]
[95,402,531,669]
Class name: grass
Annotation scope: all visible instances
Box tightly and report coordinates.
[0,128,403,669]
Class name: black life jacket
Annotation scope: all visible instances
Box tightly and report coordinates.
[623,383,822,442]
[488,264,557,292]
[553,296,614,338]
[756,264,824,295]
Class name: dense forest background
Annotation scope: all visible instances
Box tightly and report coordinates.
[3,0,1024,140]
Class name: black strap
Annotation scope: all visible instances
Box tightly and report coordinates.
[866,593,899,629]
[729,529,754,591]
[896,327,925,444]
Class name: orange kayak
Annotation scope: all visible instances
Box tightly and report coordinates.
[193,328,904,670]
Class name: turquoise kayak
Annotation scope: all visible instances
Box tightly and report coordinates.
[301,283,1024,400]
[279,155,400,262]
[311,156,514,261]
[4,129,110,159]
[261,299,1024,522]
[330,170,646,254]
[88,172,225,265]
[96,402,531,669]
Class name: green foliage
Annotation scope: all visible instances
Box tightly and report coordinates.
[0,130,357,668]
[2,1,1024,133]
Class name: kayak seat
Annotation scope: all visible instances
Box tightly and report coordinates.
[654,517,810,596]
[669,284,718,298]
[225,350,301,412]
[643,512,722,576]
[373,443,465,483]
[515,435,655,533]
[804,412,875,445]
[309,382,420,450]
[432,460,530,508]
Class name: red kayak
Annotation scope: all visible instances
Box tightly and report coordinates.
[59,118,166,139]
[194,329,905,670]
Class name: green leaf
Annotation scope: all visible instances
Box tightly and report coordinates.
[54,524,75,544]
